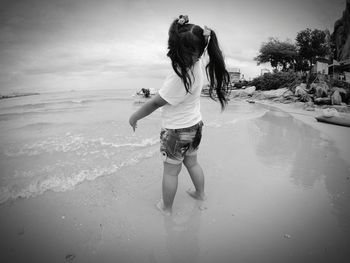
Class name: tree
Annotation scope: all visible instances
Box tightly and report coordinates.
[295,28,332,70]
[254,38,298,71]
[294,55,310,72]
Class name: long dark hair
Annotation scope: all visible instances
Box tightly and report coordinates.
[167,17,230,109]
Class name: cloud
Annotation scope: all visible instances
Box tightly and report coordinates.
[0,0,346,92]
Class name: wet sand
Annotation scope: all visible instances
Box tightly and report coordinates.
[257,100,350,165]
[0,99,349,263]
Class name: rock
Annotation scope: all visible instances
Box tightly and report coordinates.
[251,92,266,100]
[262,88,289,99]
[334,87,347,95]
[230,89,244,98]
[242,86,256,96]
[230,86,256,98]
[295,85,306,95]
[333,87,348,102]
[295,85,310,102]
[310,83,318,92]
[299,83,307,89]
[322,108,340,117]
[305,101,314,107]
[305,106,315,111]
[282,89,294,98]
[303,101,315,111]
[315,82,329,98]
[331,0,350,61]
[331,90,343,105]
[327,105,350,113]
[315,97,331,105]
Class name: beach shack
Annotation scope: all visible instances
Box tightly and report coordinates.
[329,58,350,83]
[312,58,329,75]
[228,68,241,83]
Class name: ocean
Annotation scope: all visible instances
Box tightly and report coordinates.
[0,89,267,204]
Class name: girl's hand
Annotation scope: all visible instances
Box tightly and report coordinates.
[129,115,138,132]
[128,94,167,132]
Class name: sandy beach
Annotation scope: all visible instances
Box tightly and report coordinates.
[1,97,350,263]
[1,0,349,262]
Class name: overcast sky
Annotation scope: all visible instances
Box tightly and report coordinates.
[0,0,346,93]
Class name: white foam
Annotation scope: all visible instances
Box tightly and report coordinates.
[205,110,268,128]
[0,148,158,204]
[4,135,159,157]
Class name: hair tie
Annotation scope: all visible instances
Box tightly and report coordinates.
[203,26,211,37]
[177,15,189,25]
[203,26,211,51]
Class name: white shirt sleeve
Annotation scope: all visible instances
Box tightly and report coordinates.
[158,72,187,106]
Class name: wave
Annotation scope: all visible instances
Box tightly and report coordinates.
[205,109,269,128]
[0,107,87,121]
[0,97,133,114]
[19,122,75,130]
[4,135,159,157]
[0,147,158,204]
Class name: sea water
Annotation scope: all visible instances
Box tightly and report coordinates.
[0,89,267,204]
[0,89,162,203]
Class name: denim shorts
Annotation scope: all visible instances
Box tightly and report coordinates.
[160,121,203,164]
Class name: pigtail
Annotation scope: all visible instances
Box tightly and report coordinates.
[206,30,230,110]
[167,18,195,93]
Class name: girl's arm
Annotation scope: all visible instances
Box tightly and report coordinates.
[129,94,168,131]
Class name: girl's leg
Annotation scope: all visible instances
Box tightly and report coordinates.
[159,162,182,214]
[183,154,206,200]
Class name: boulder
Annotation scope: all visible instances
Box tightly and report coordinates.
[298,83,307,89]
[322,108,340,117]
[251,92,267,100]
[242,86,256,96]
[310,83,318,92]
[315,97,331,105]
[230,86,256,98]
[282,89,294,98]
[303,101,315,111]
[262,88,289,99]
[230,89,244,98]
[295,85,310,102]
[314,82,329,98]
[331,89,342,105]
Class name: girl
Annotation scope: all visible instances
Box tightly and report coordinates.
[129,15,230,215]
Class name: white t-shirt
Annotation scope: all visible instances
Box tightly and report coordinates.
[159,55,208,129]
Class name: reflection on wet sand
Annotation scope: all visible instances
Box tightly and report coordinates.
[254,109,350,228]
[250,108,350,261]
[162,202,202,263]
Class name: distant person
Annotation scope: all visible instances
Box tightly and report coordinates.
[129,15,230,215]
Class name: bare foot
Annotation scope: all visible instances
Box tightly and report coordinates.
[156,200,171,216]
[186,189,206,200]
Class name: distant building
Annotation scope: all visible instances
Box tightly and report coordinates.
[329,58,350,82]
[228,68,240,83]
[260,68,270,75]
[312,58,329,75]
